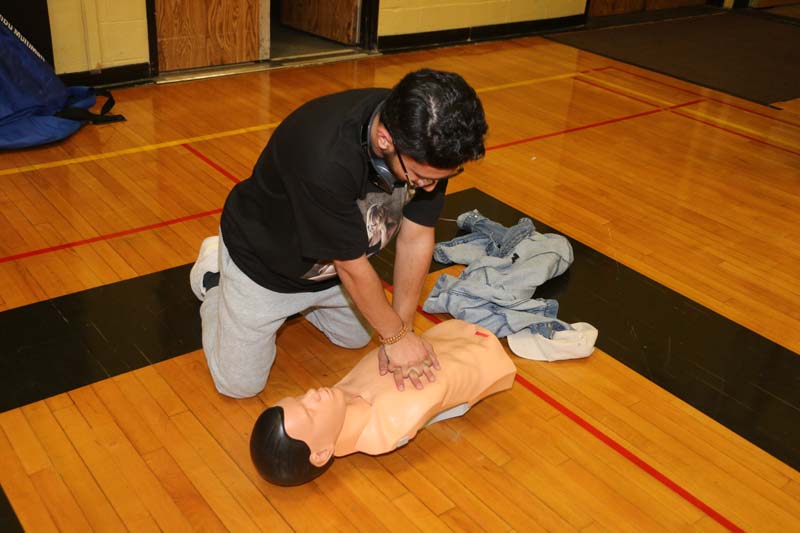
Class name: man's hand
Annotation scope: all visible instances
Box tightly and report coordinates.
[378,332,440,391]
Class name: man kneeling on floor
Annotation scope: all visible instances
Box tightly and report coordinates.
[190,69,488,396]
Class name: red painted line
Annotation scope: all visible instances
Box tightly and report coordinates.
[534,69,795,157]
[608,66,704,96]
[574,76,661,108]
[0,142,233,263]
[8,97,792,266]
[579,66,614,74]
[609,66,800,128]
[486,108,662,151]
[182,143,241,184]
[575,74,705,109]
[418,305,444,325]
[671,110,800,157]
[668,99,705,110]
[386,285,742,531]
[705,98,800,129]
[0,121,757,530]
[0,209,222,264]
[513,374,743,532]
[575,76,705,113]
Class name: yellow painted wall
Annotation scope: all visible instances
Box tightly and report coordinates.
[47,0,149,74]
[378,0,587,36]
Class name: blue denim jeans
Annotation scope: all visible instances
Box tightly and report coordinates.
[424,210,574,339]
[433,209,535,263]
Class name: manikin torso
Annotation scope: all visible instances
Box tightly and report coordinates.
[331,320,516,456]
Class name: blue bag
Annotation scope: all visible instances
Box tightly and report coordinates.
[0,13,125,150]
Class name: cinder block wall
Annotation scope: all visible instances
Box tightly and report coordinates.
[378,0,586,36]
[47,0,149,74]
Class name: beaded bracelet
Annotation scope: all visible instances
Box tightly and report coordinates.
[378,321,408,345]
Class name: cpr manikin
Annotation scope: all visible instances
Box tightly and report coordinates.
[250,319,516,486]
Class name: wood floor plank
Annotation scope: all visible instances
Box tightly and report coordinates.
[66,406,191,533]
[315,459,416,533]
[419,425,550,533]
[518,356,800,531]
[426,416,574,531]
[142,447,228,532]
[439,506,495,533]
[21,401,125,532]
[170,410,290,532]
[133,364,188,417]
[43,393,74,413]
[51,404,160,531]
[557,458,670,532]
[378,451,455,516]
[547,415,701,528]
[84,240,139,280]
[0,429,59,532]
[112,370,261,532]
[391,491,453,532]
[91,378,164,455]
[784,479,800,503]
[347,453,408,501]
[600,356,797,488]
[499,455,595,529]
[0,409,52,475]
[396,436,513,531]
[29,467,93,532]
[170,355,358,532]
[2,33,799,531]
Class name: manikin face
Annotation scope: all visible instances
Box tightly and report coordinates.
[276,387,348,466]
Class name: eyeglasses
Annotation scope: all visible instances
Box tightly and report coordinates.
[395,148,465,189]
[384,122,464,190]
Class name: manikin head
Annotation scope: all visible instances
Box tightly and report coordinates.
[373,69,488,192]
[250,387,347,486]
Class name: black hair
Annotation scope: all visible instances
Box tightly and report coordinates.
[382,68,488,169]
[250,406,334,486]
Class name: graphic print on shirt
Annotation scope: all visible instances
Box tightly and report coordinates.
[301,187,408,281]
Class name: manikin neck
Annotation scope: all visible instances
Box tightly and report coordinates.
[332,392,371,457]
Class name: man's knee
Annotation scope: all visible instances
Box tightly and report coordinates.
[211,371,268,399]
[332,328,372,350]
[203,341,276,399]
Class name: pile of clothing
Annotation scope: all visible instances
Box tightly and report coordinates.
[424,210,597,361]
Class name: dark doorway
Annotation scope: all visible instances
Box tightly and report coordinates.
[2,2,55,67]
[268,0,377,61]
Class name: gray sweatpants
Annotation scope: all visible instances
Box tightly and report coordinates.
[201,235,372,398]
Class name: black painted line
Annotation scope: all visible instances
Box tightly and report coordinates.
[0,188,797,475]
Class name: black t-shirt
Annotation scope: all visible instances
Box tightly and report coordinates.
[220,88,447,293]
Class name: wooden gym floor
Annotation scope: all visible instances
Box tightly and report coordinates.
[1,36,799,531]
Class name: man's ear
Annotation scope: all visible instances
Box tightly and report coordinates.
[309,447,334,467]
[375,123,392,151]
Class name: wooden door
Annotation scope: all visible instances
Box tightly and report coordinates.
[280,0,360,45]
[156,0,260,72]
